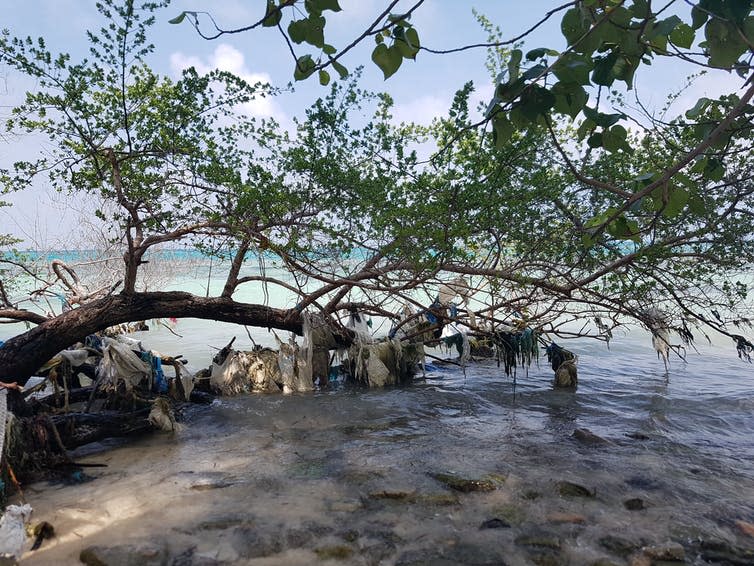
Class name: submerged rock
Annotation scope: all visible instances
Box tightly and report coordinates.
[368,490,415,501]
[625,432,651,441]
[429,472,497,493]
[515,531,565,566]
[546,512,586,524]
[639,541,685,562]
[515,532,562,550]
[229,526,282,559]
[624,497,647,511]
[735,519,754,537]
[480,518,511,529]
[691,539,754,565]
[599,535,643,557]
[492,504,527,526]
[80,542,168,566]
[366,490,459,506]
[396,543,508,566]
[572,428,611,445]
[556,480,594,497]
[315,545,353,560]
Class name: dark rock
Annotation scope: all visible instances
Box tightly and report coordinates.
[556,480,594,497]
[528,551,565,566]
[599,535,643,557]
[285,527,314,548]
[362,541,397,566]
[397,545,510,566]
[522,490,541,500]
[395,550,457,566]
[194,515,252,531]
[515,532,561,550]
[492,504,527,526]
[429,472,496,493]
[624,497,647,510]
[480,518,511,529]
[189,479,234,491]
[442,542,510,565]
[229,527,282,559]
[341,529,359,543]
[641,541,685,561]
[572,428,611,445]
[546,512,586,524]
[625,432,650,440]
[692,539,754,565]
[590,560,620,566]
[368,490,415,501]
[315,545,353,560]
[624,475,661,490]
[80,542,169,566]
[169,548,224,566]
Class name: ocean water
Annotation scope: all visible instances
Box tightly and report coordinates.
[4,260,754,564]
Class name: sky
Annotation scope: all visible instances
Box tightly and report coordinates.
[0,0,747,246]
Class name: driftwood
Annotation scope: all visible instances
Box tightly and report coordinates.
[50,409,154,450]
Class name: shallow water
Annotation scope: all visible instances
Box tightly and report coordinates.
[18,326,754,565]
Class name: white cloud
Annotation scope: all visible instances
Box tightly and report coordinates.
[392,94,449,125]
[169,44,286,122]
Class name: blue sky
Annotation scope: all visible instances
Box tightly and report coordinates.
[0,1,746,245]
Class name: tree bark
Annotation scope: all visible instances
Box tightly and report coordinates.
[0,291,303,383]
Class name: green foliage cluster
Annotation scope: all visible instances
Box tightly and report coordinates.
[1,0,753,352]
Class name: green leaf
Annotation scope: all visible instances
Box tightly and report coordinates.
[497,78,525,102]
[322,43,337,55]
[293,55,316,81]
[705,18,747,68]
[492,112,513,149]
[371,43,402,79]
[602,124,631,153]
[587,132,603,148]
[670,23,695,48]
[648,16,682,40]
[526,47,558,60]
[521,64,547,80]
[288,19,309,44]
[518,85,555,122]
[309,0,342,12]
[704,157,726,181]
[304,15,326,48]
[577,118,596,140]
[508,49,523,81]
[561,8,591,46]
[552,82,588,118]
[607,216,641,242]
[396,27,420,59]
[552,52,593,85]
[318,69,330,85]
[663,187,688,218]
[688,193,706,215]
[691,5,708,30]
[169,12,186,24]
[685,97,712,119]
[592,51,619,86]
[332,60,348,78]
[263,0,282,27]
[582,106,624,128]
[630,0,650,19]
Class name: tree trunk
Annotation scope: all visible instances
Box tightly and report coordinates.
[0,291,303,383]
